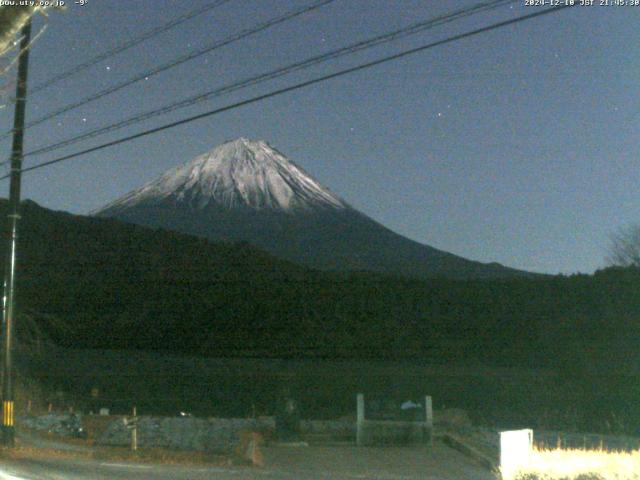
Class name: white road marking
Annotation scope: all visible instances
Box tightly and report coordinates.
[193,468,239,473]
[99,462,153,469]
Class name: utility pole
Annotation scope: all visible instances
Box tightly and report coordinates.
[2,19,32,447]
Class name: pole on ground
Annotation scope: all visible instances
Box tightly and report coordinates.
[356,393,364,446]
[131,406,138,451]
[424,395,433,446]
[2,19,32,448]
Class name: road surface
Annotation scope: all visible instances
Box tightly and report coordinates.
[0,443,497,479]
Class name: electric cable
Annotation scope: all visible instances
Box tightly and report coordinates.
[0,0,336,141]
[28,0,233,96]
[21,0,517,159]
[0,4,574,181]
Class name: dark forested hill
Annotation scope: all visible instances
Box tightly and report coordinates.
[2,199,640,373]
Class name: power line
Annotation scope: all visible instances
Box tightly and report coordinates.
[22,0,516,160]
[27,0,233,96]
[0,0,337,141]
[0,4,574,182]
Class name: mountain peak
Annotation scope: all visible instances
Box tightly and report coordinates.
[97,138,347,213]
[95,138,533,280]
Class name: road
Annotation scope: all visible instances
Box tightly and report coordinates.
[0,443,497,479]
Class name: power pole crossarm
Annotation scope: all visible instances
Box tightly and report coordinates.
[0,6,37,56]
[2,19,31,447]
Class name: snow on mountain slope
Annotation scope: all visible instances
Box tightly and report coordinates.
[96,137,535,280]
[99,138,346,213]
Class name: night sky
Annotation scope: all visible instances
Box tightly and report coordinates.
[0,0,637,275]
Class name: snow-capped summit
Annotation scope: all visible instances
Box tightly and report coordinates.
[99,138,346,214]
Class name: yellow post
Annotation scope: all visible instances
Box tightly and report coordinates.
[3,401,14,428]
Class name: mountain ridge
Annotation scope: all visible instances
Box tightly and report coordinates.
[95,138,535,280]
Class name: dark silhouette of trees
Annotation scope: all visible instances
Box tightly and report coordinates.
[607,225,640,267]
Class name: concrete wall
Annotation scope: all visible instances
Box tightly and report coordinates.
[299,419,355,438]
[358,420,428,446]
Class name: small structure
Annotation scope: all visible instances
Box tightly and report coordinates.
[356,393,433,446]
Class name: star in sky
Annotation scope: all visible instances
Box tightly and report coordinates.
[10,0,637,275]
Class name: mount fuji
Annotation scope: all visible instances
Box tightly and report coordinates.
[95,138,529,279]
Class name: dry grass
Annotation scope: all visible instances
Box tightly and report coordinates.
[0,443,92,462]
[12,424,232,467]
[92,446,231,466]
[0,443,230,467]
[505,446,640,480]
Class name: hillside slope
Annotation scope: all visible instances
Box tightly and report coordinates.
[2,199,638,372]
[96,138,531,280]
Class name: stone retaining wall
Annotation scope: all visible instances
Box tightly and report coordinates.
[98,416,275,452]
[20,413,84,437]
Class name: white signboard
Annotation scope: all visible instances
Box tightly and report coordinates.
[500,429,533,479]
